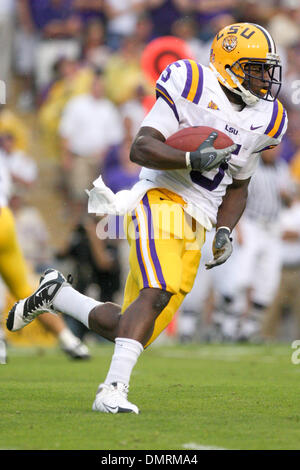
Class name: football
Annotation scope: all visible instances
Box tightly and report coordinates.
[165,126,234,151]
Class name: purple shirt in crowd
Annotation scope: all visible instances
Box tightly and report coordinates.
[28,0,75,30]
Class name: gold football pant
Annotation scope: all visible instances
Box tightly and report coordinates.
[122,188,206,347]
[0,206,32,299]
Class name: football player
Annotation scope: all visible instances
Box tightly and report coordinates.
[7,23,287,413]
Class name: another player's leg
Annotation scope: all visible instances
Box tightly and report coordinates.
[1,207,89,358]
[38,312,90,360]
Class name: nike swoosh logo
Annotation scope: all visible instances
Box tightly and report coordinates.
[35,285,51,298]
[103,403,134,413]
[250,125,263,131]
[103,404,119,413]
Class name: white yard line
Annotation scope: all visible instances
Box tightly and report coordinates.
[183,442,228,450]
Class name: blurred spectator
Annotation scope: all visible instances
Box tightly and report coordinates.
[102,137,140,193]
[193,0,238,41]
[280,43,300,111]
[0,0,16,93]
[268,0,300,49]
[120,85,148,141]
[171,12,238,65]
[262,187,300,341]
[58,69,123,203]
[236,0,276,25]
[280,110,300,165]
[171,16,207,63]
[103,0,146,49]
[19,0,81,39]
[72,0,106,24]
[289,116,300,181]
[0,132,38,187]
[147,0,193,38]
[227,147,295,342]
[104,35,148,105]
[38,58,94,152]
[56,209,121,340]
[80,18,112,69]
[134,12,154,46]
[196,11,238,58]
[0,105,30,152]
[10,190,53,274]
[16,0,83,93]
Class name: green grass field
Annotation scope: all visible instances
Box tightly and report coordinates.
[1,342,300,450]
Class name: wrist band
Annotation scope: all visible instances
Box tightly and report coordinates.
[185,151,192,170]
[217,226,231,234]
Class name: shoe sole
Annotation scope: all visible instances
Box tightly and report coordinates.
[92,398,139,414]
[6,303,17,331]
[92,404,139,414]
[62,348,91,360]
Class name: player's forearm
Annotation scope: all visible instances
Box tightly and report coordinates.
[130,128,186,170]
[216,178,250,231]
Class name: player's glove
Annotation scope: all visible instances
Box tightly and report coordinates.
[186,131,237,172]
[205,226,233,270]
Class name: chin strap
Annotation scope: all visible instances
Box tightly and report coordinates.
[209,62,259,107]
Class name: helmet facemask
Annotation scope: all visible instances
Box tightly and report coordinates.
[227,54,282,103]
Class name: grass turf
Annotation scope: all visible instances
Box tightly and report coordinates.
[1,342,300,450]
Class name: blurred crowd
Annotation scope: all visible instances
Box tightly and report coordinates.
[1,0,300,346]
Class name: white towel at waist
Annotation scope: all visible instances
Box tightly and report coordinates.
[87,176,158,215]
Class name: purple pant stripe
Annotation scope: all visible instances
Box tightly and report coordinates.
[142,194,167,290]
[131,212,149,288]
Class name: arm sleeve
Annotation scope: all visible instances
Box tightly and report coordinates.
[140,97,180,139]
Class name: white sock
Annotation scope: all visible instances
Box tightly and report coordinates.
[58,327,80,349]
[53,286,102,329]
[104,337,144,386]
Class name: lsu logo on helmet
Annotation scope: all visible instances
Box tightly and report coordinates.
[222,35,238,53]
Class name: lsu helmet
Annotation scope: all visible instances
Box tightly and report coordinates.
[209,23,282,106]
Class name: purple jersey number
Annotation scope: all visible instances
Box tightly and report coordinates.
[190,162,228,190]
[161,62,181,82]
[190,144,241,190]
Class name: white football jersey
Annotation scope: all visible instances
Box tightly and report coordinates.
[140,59,288,229]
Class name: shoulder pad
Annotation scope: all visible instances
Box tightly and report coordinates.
[156,59,204,107]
